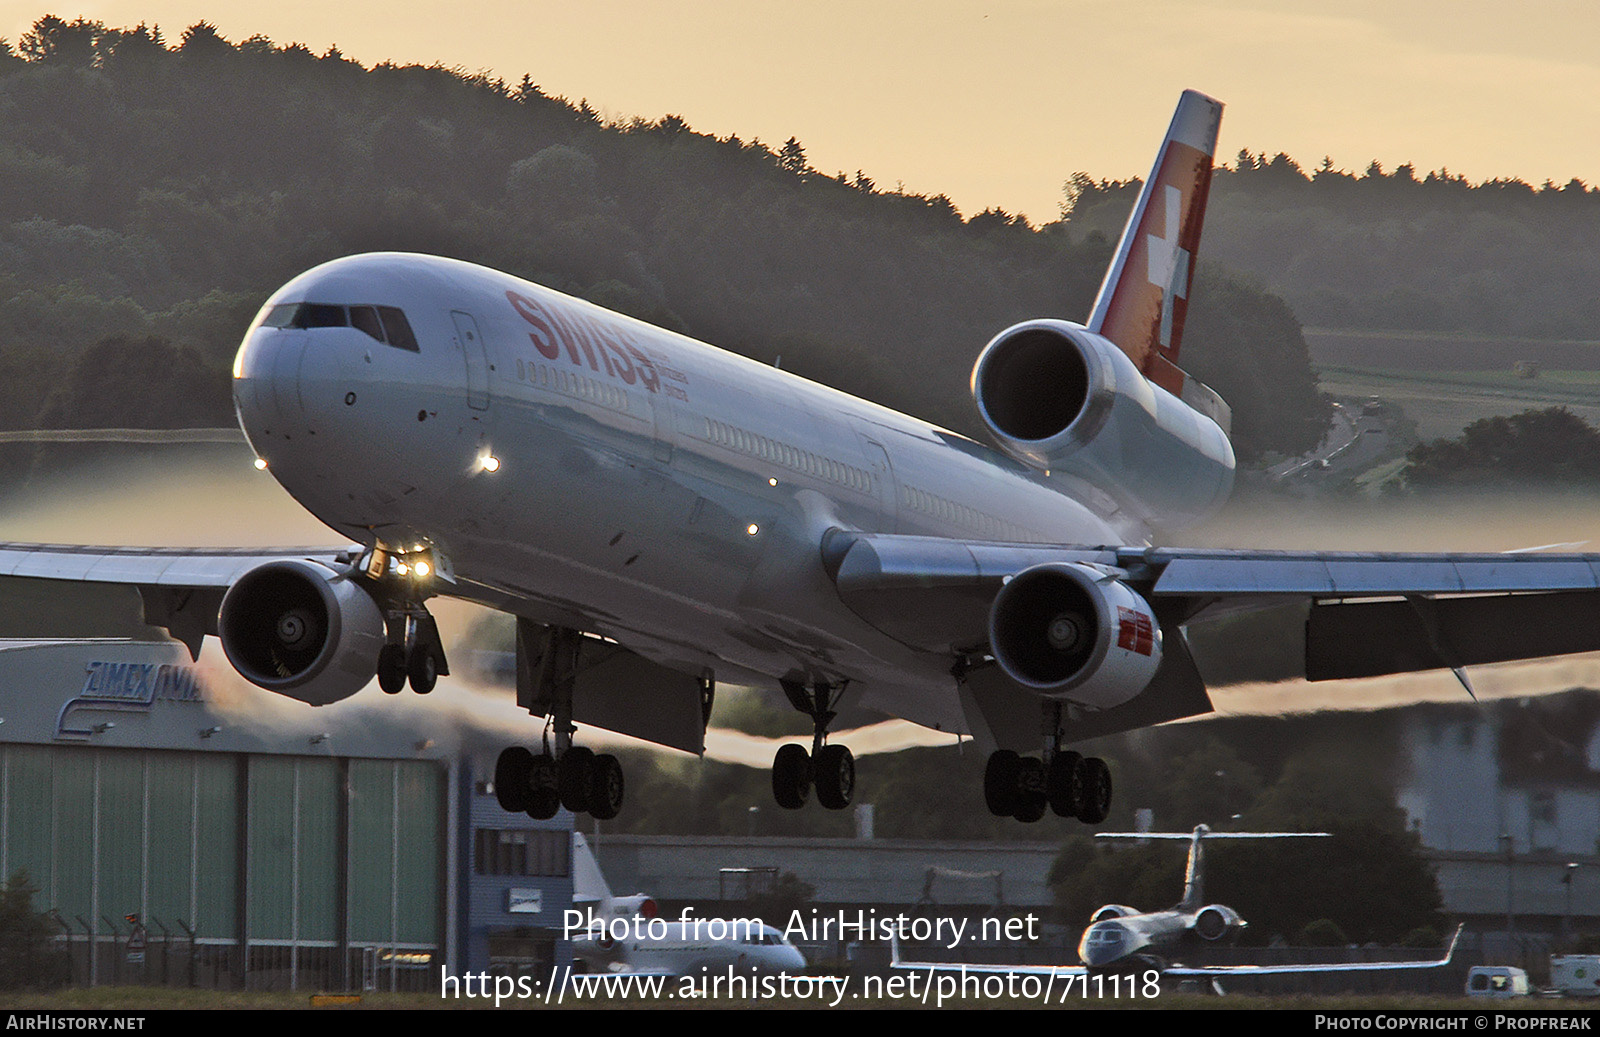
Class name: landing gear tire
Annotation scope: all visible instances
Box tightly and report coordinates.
[1076,756,1112,825]
[407,646,438,694]
[814,744,855,810]
[587,754,624,821]
[1013,757,1047,823]
[984,750,1020,817]
[558,747,595,813]
[1048,751,1086,818]
[377,644,407,695]
[525,753,560,820]
[493,747,533,813]
[772,744,812,810]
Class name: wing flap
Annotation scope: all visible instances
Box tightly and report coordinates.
[1308,591,1600,680]
[1149,549,1600,596]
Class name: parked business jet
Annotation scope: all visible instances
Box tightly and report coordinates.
[1076,826,1329,969]
[893,824,1464,982]
[7,90,1600,824]
[567,833,806,976]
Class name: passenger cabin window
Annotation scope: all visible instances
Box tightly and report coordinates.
[257,302,421,352]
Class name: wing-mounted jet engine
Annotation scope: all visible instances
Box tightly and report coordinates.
[987,561,1162,706]
[217,559,387,706]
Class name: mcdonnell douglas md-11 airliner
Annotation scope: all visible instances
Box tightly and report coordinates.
[8,91,1600,824]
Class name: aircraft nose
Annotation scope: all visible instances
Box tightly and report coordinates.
[233,326,306,440]
[1078,922,1132,968]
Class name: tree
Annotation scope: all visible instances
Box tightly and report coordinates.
[777,137,808,177]
[0,871,69,990]
[1404,408,1600,487]
[18,15,102,66]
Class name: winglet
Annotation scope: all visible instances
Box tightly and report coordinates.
[1086,90,1223,397]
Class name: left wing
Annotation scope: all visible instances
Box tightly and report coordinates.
[889,925,1463,980]
[827,530,1600,746]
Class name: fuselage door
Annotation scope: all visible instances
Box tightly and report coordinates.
[451,310,490,411]
[856,432,900,534]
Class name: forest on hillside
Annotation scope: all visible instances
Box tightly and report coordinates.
[1067,152,1600,340]
[0,15,1336,461]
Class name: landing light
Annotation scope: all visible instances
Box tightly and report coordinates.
[746,523,760,536]
[480,454,501,473]
[414,560,431,578]
[253,457,268,470]
[768,477,778,486]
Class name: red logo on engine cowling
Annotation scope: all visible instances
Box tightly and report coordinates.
[1115,607,1154,656]
[506,289,661,394]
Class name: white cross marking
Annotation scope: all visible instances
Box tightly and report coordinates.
[1146,184,1189,349]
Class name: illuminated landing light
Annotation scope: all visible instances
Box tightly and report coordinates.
[253,457,268,470]
[413,560,431,578]
[480,454,502,473]
[396,562,410,576]
[746,523,760,536]
[768,477,778,486]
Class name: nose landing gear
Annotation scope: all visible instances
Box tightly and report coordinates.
[377,611,447,695]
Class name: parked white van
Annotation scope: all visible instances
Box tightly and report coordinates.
[1466,965,1531,998]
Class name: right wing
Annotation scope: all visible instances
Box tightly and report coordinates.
[0,541,363,659]
[827,530,1600,746]
[1164,924,1465,978]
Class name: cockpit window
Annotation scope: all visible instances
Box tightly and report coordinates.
[349,305,384,342]
[260,304,299,328]
[300,304,348,328]
[258,302,422,352]
[378,306,420,352]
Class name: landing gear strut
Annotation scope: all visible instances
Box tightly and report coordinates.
[492,622,624,821]
[771,679,854,811]
[377,610,447,695]
[984,703,1112,824]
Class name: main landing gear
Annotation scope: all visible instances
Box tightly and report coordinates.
[494,741,624,821]
[493,623,624,821]
[984,703,1112,824]
[771,679,854,811]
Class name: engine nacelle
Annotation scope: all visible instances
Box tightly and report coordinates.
[1193,904,1244,942]
[1089,905,1139,924]
[218,559,386,706]
[599,895,659,921]
[988,562,1162,707]
[971,319,1234,530]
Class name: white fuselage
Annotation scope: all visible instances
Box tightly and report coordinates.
[232,253,1127,731]
[571,921,806,976]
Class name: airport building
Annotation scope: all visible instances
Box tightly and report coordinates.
[0,635,576,991]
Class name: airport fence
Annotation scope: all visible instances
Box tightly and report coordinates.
[52,928,439,993]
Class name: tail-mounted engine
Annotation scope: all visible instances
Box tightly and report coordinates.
[971,319,1234,530]
[1089,905,1139,923]
[218,559,386,706]
[1193,904,1244,941]
[987,562,1162,708]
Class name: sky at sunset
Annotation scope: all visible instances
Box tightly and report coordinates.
[3,2,1597,222]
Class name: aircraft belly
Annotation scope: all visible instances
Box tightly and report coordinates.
[424,400,970,725]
